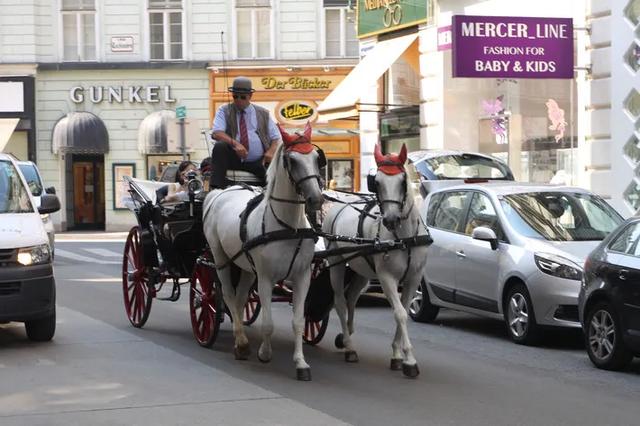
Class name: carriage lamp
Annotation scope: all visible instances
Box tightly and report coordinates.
[17,244,51,266]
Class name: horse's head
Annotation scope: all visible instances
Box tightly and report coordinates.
[371,144,408,231]
[278,123,326,211]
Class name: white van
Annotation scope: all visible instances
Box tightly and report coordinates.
[0,153,60,341]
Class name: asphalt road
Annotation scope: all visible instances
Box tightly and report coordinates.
[2,239,640,426]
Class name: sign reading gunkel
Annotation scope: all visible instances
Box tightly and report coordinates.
[452,15,574,79]
[357,0,430,38]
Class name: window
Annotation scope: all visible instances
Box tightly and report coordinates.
[464,193,503,239]
[324,1,357,58]
[148,0,183,60]
[609,222,640,255]
[61,0,96,61]
[0,160,33,214]
[236,0,272,59]
[431,191,470,232]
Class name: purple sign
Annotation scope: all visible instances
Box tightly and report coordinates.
[452,15,574,79]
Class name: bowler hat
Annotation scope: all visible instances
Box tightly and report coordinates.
[228,77,255,94]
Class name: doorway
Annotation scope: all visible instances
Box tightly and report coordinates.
[71,155,105,230]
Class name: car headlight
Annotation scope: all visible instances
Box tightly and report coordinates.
[17,244,51,266]
[534,252,583,281]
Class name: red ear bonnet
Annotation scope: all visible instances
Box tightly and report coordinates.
[374,143,407,175]
[277,122,314,154]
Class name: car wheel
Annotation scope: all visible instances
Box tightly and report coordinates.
[504,284,540,345]
[409,279,440,323]
[585,302,633,371]
[25,310,56,342]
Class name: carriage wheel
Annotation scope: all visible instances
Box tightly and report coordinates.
[243,284,261,326]
[303,314,329,346]
[190,260,222,347]
[122,227,153,328]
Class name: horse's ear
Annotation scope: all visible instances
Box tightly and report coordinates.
[303,121,312,141]
[278,124,294,145]
[374,144,384,165]
[398,144,407,165]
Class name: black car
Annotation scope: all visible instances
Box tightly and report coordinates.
[579,217,640,370]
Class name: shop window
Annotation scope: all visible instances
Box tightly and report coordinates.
[624,42,640,73]
[624,89,640,119]
[327,159,354,191]
[323,1,357,58]
[624,135,640,166]
[236,0,272,59]
[148,0,183,60]
[624,180,640,211]
[624,0,640,27]
[61,0,96,61]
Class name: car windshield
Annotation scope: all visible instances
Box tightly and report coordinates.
[18,163,43,196]
[418,154,511,180]
[501,192,623,241]
[0,160,33,214]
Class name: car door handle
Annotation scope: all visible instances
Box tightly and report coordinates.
[619,269,629,281]
[456,250,466,259]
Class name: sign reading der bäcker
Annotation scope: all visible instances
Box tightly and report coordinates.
[452,15,574,79]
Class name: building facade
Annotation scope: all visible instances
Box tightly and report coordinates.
[0,0,359,231]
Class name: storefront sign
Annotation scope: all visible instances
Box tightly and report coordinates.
[213,76,345,92]
[111,36,134,53]
[438,25,452,51]
[275,100,318,126]
[69,85,176,104]
[0,82,24,112]
[357,0,430,38]
[452,15,574,79]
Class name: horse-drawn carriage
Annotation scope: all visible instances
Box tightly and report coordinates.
[121,125,432,380]
[121,173,333,348]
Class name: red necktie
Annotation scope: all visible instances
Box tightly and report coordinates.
[239,110,249,150]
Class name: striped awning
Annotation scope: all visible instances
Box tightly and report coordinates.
[52,112,109,154]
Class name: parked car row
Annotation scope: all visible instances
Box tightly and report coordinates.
[397,150,639,371]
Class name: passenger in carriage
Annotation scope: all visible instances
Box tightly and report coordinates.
[157,161,198,203]
[209,76,281,189]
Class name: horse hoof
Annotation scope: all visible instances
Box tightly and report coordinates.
[390,359,403,371]
[344,350,359,363]
[234,344,251,360]
[296,368,312,381]
[257,352,271,364]
[402,363,420,378]
[335,333,345,349]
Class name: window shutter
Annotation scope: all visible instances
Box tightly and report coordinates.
[323,0,350,7]
[61,0,95,11]
[236,0,271,7]
[148,0,183,9]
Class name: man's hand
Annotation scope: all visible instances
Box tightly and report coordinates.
[263,140,279,166]
[232,140,248,159]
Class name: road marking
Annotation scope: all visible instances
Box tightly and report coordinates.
[67,278,121,283]
[55,249,121,265]
[56,239,125,243]
[84,248,122,258]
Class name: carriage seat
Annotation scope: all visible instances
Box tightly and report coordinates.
[225,169,264,186]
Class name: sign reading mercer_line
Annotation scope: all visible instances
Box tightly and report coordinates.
[452,15,574,79]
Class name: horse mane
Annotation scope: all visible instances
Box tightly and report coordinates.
[264,142,285,199]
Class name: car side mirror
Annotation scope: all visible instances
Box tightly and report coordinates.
[38,193,61,215]
[472,226,499,250]
[45,186,56,195]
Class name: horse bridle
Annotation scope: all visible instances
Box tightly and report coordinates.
[274,141,326,203]
[374,172,413,220]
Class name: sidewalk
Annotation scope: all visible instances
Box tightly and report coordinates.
[0,307,349,426]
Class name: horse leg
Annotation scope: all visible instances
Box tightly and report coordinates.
[340,275,368,363]
[256,274,275,364]
[232,270,254,360]
[378,273,419,378]
[329,264,354,358]
[291,268,312,381]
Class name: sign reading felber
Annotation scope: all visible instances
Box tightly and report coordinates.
[452,15,573,79]
[357,0,430,38]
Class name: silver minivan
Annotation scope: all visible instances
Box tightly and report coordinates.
[410,182,624,345]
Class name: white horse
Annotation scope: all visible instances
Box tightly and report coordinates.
[202,123,324,381]
[322,144,429,378]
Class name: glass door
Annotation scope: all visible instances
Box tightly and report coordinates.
[72,155,105,230]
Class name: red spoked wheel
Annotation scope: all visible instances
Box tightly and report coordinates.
[303,314,329,345]
[122,227,153,328]
[190,257,222,347]
[243,283,261,326]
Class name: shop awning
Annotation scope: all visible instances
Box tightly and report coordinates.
[52,112,109,154]
[138,110,176,154]
[317,33,419,121]
[0,118,20,153]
